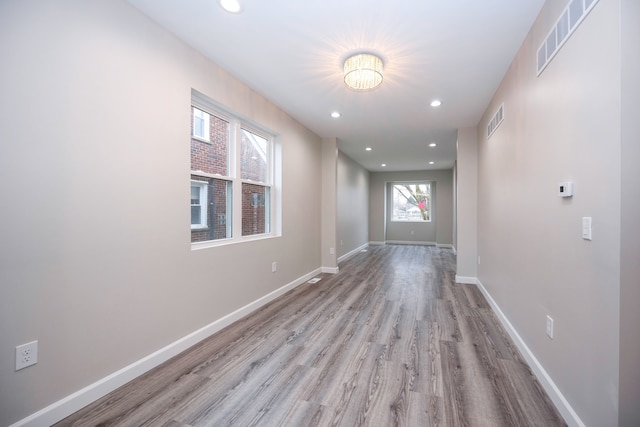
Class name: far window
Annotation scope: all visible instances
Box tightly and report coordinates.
[191,180,208,229]
[192,107,210,141]
[391,183,431,222]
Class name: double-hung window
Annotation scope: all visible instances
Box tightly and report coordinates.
[190,92,277,247]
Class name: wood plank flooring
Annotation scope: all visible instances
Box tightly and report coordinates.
[56,245,566,427]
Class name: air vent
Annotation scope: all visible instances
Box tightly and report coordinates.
[308,277,322,284]
[537,0,601,76]
[487,103,504,138]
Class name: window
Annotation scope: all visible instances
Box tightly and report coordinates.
[192,107,210,141]
[190,93,278,247]
[190,181,208,229]
[391,183,431,222]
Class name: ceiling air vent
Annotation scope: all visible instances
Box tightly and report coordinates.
[537,0,601,76]
[487,103,504,138]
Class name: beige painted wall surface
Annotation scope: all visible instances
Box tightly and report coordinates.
[456,128,478,279]
[0,1,322,424]
[369,170,453,245]
[321,138,338,269]
[619,0,640,425]
[477,0,621,425]
[337,152,369,258]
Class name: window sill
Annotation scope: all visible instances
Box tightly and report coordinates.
[192,135,211,143]
[191,233,280,251]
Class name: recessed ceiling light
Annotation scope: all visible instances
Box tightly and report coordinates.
[381,163,387,167]
[429,161,435,165]
[430,100,442,107]
[365,147,372,151]
[429,143,437,147]
[220,0,242,13]
[331,111,341,118]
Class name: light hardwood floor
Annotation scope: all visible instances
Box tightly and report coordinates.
[56,245,566,426]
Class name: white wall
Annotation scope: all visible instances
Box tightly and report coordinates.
[476,0,622,425]
[337,151,369,258]
[0,1,322,425]
[619,0,640,425]
[369,170,453,245]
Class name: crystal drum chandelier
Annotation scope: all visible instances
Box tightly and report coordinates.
[343,53,384,91]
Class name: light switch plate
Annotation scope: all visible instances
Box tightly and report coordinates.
[582,217,592,240]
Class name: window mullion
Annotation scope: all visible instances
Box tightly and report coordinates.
[231,120,242,238]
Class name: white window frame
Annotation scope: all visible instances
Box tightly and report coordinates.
[190,90,281,250]
[390,182,432,223]
[190,180,208,230]
[192,107,210,142]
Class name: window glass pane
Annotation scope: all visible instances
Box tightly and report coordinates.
[192,108,209,140]
[242,183,269,236]
[191,177,232,242]
[240,129,269,183]
[191,205,201,224]
[191,107,228,176]
[391,183,431,221]
[190,185,200,204]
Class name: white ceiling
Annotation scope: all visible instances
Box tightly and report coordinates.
[127,0,544,172]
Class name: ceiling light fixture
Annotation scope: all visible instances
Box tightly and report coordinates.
[430,100,442,107]
[381,163,387,167]
[429,143,437,147]
[343,53,383,91]
[429,161,435,165]
[365,147,372,151]
[219,0,242,13]
[331,111,341,118]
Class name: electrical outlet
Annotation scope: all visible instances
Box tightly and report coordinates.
[546,315,554,339]
[329,247,335,255]
[271,261,277,273]
[16,341,38,371]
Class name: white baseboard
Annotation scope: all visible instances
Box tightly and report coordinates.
[385,240,436,246]
[368,241,386,246]
[454,275,478,285]
[10,268,323,427]
[472,279,585,427]
[338,243,369,264]
[321,266,339,274]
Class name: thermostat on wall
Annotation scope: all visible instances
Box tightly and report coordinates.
[558,181,573,197]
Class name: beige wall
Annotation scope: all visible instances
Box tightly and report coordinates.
[369,170,453,245]
[476,0,622,425]
[0,1,322,425]
[455,128,478,279]
[321,138,338,270]
[337,151,369,258]
[619,0,640,425]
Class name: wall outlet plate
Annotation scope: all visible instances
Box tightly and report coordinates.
[16,341,38,371]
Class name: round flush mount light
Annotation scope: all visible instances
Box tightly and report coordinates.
[344,53,384,91]
[429,143,437,147]
[381,163,387,167]
[331,111,341,118]
[429,161,435,165]
[365,147,372,151]
[220,0,242,13]
[430,100,442,107]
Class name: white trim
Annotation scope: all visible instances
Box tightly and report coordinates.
[385,240,436,246]
[337,243,369,263]
[471,279,585,427]
[321,266,339,274]
[9,268,322,427]
[454,275,478,285]
[437,243,455,250]
[369,241,386,246]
